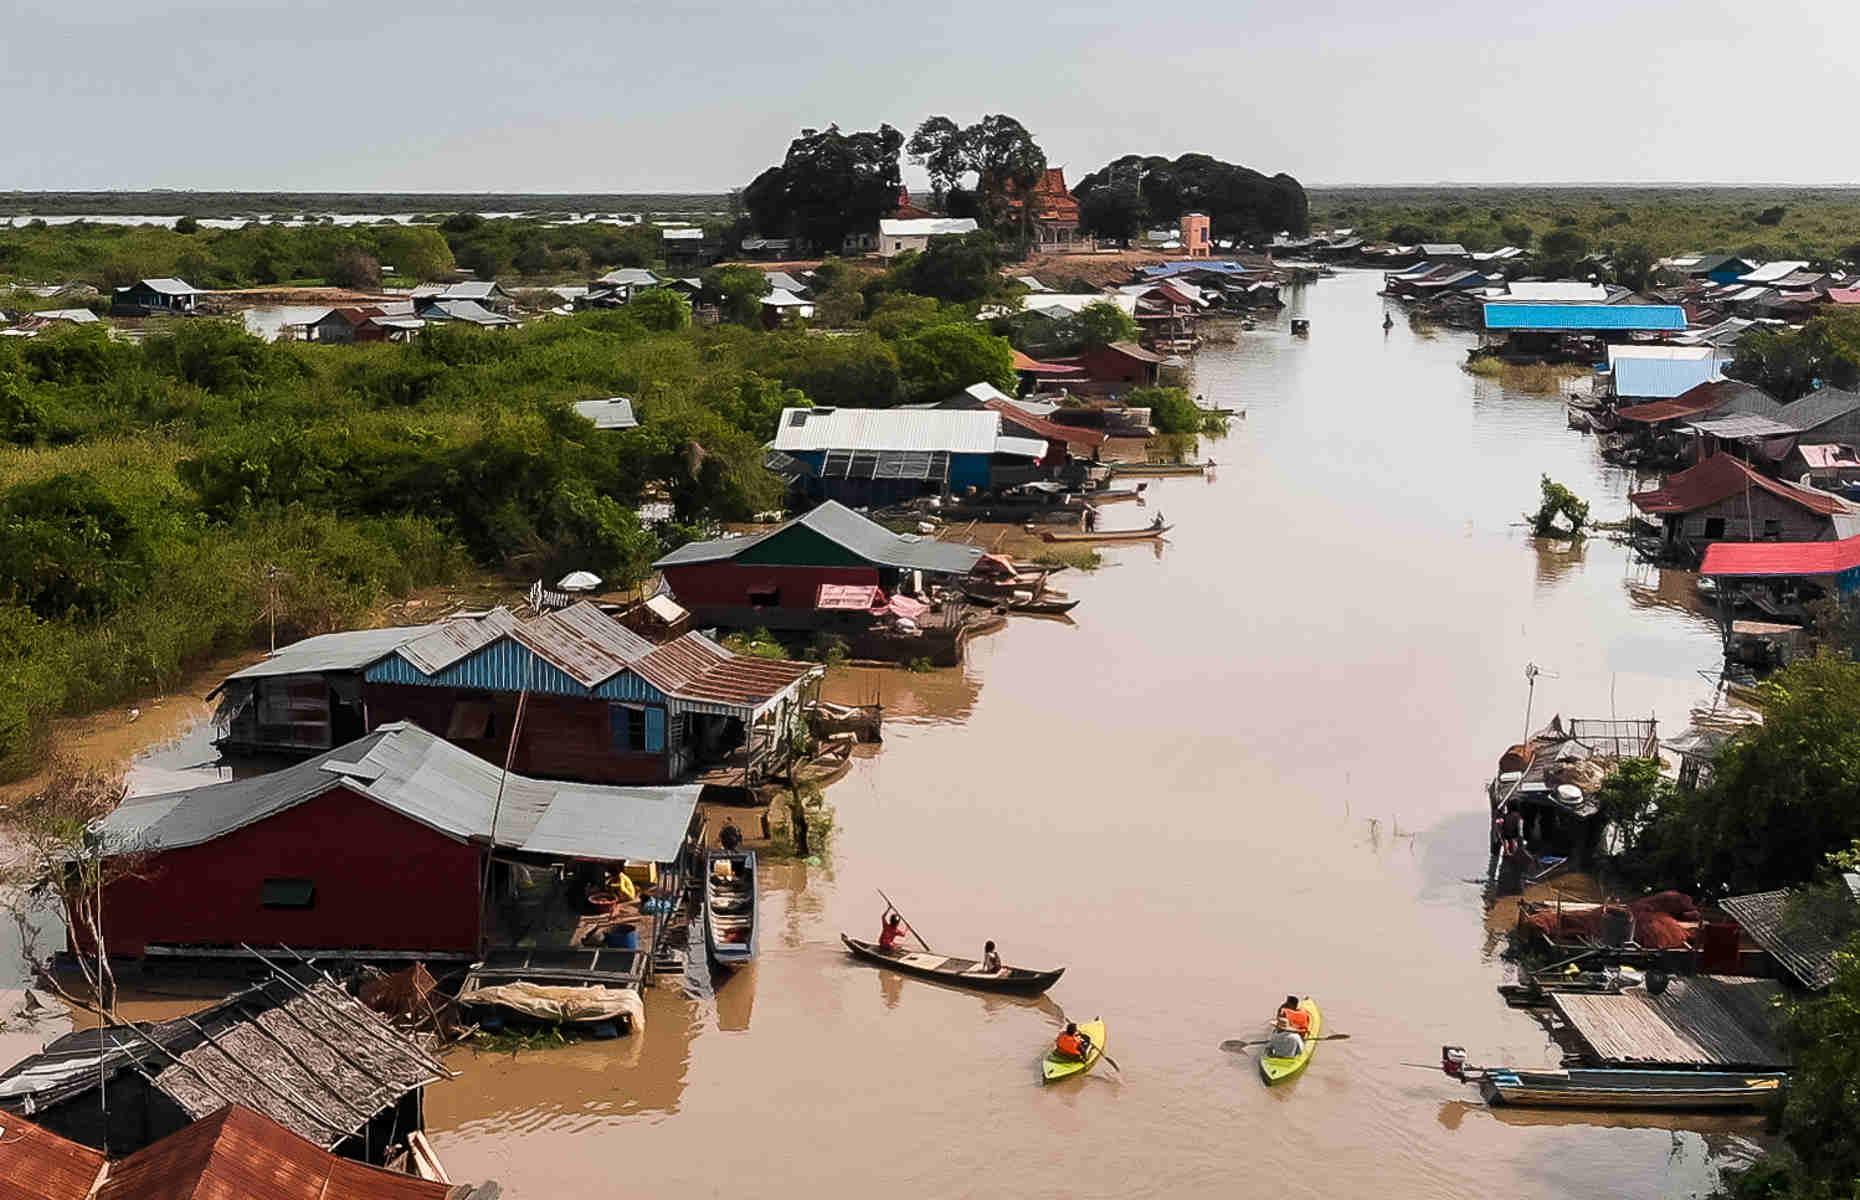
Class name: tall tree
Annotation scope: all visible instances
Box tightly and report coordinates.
[1075,153,1307,240]
[966,114,1047,232]
[742,124,904,253]
[907,116,966,205]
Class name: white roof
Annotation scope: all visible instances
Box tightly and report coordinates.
[770,407,1004,454]
[661,227,704,240]
[1504,282,1609,303]
[761,288,813,308]
[995,435,1048,459]
[981,293,1138,320]
[26,307,99,323]
[557,571,602,591]
[573,397,639,430]
[597,268,659,286]
[1730,285,1774,302]
[644,594,688,623]
[1740,261,1811,283]
[1606,344,1716,365]
[879,217,978,237]
[1015,276,1052,292]
[129,277,199,296]
[964,381,1016,405]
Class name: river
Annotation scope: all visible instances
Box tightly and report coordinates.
[416,270,1751,1198]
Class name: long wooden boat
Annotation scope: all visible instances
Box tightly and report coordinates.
[1480,1068,1785,1111]
[1107,462,1208,477]
[962,589,1080,615]
[1260,998,1321,1085]
[1041,1017,1107,1084]
[704,849,757,966]
[1040,524,1172,543]
[840,934,1064,996]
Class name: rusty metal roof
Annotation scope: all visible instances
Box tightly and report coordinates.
[0,1116,102,1200]
[94,1105,455,1200]
[636,633,820,709]
[515,601,658,687]
[1720,886,1855,990]
[394,608,522,675]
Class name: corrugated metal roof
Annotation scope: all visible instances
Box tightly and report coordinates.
[1419,242,1467,256]
[1739,260,1811,283]
[1615,380,1780,425]
[1630,453,1851,517]
[1701,534,1860,580]
[661,227,704,240]
[1607,344,1716,363]
[653,500,983,575]
[421,299,517,325]
[763,271,807,292]
[1720,886,1854,989]
[770,408,1002,454]
[996,435,1048,459]
[1776,386,1860,433]
[129,277,199,295]
[1550,976,1787,1068]
[572,397,639,429]
[394,608,521,674]
[762,288,812,308]
[221,624,434,684]
[1682,413,1798,438]
[1483,303,1687,331]
[0,1115,103,1200]
[980,396,1103,446]
[94,1106,455,1200]
[1613,357,1723,399]
[879,217,977,236]
[515,601,658,687]
[596,268,659,286]
[94,722,701,863]
[1504,282,1609,303]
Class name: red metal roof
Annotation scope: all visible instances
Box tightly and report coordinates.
[981,397,1104,447]
[1615,379,1754,424]
[0,1117,103,1200]
[1828,288,1860,305]
[1630,453,1851,517]
[95,1105,454,1200]
[1700,535,1860,578]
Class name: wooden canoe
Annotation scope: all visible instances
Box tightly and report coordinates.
[1107,462,1208,477]
[840,935,1064,995]
[1479,1068,1786,1111]
[704,849,757,966]
[1040,524,1171,543]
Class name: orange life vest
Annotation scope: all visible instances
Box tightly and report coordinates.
[1279,1006,1311,1034]
[1056,1032,1082,1058]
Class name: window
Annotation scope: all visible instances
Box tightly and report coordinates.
[611,704,648,752]
[1703,517,1726,539]
[748,587,780,607]
[1763,519,1782,540]
[262,878,315,909]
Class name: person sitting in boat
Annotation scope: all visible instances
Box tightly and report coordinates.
[980,940,1002,974]
[1055,1022,1093,1061]
[1271,995,1310,1057]
[878,910,911,952]
[719,821,742,852]
[1151,511,1165,530]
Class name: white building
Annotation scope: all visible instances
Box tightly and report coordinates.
[877,217,979,259]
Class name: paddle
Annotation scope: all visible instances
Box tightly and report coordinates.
[876,888,935,954]
[1220,1034,1352,1052]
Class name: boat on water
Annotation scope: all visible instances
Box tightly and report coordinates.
[703,849,757,966]
[962,588,1080,615]
[1260,998,1321,1085]
[1442,1048,1784,1110]
[1040,523,1172,543]
[1107,462,1208,477]
[1042,1017,1107,1084]
[840,934,1065,996]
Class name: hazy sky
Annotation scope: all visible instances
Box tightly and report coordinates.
[4,0,1856,193]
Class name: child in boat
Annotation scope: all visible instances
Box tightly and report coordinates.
[878,910,911,951]
[1273,995,1310,1056]
[980,941,1001,973]
[1055,1022,1093,1061]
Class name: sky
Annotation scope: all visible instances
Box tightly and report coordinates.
[4,0,1858,193]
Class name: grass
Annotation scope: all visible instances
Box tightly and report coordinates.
[1033,547,1102,571]
[469,1025,582,1055]
[1464,359,1586,394]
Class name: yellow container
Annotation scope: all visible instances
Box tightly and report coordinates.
[622,861,658,888]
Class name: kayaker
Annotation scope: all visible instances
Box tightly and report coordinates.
[980,941,1002,973]
[1272,996,1310,1058]
[878,910,911,951]
[1055,1022,1093,1061]
[1276,995,1311,1035]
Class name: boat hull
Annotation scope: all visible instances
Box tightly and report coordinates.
[1480,1069,1785,1111]
[1260,999,1321,1085]
[704,850,757,966]
[1107,464,1207,477]
[1042,1018,1107,1084]
[1039,524,1171,543]
[841,935,1064,995]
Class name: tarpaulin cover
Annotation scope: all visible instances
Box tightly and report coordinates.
[463,982,646,1027]
[886,594,930,621]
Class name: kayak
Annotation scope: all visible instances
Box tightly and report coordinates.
[1041,1018,1107,1084]
[1260,999,1321,1085]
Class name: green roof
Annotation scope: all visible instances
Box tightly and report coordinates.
[653,501,982,574]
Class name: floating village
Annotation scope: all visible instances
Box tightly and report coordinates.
[3,182,1860,1195]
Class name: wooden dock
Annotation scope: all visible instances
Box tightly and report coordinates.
[1549,975,1788,1069]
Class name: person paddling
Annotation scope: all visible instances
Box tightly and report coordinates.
[1272,994,1311,1057]
[1055,1021,1094,1061]
[878,909,912,951]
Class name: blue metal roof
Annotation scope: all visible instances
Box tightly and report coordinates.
[1613,357,1723,399]
[1484,303,1687,332]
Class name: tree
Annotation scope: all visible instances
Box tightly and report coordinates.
[327,246,381,289]
[1526,475,1590,537]
[1079,185,1148,243]
[895,231,1002,303]
[809,260,866,327]
[374,226,455,281]
[965,113,1047,231]
[1133,386,1206,435]
[1073,300,1139,348]
[1538,229,1592,276]
[742,124,904,253]
[1609,242,1656,292]
[173,215,200,235]
[0,473,158,620]
[906,116,967,204]
[1500,221,1534,248]
[895,324,1013,403]
[628,287,691,332]
[702,266,771,326]
[1640,654,1860,892]
[1075,152,1307,240]
[1755,205,1788,227]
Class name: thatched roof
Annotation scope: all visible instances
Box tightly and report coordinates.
[0,970,449,1149]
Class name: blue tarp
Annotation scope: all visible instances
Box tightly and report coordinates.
[1613,357,1722,399]
[1484,303,1687,332]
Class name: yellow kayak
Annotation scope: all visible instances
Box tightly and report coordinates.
[1260,999,1321,1085]
[1041,1018,1107,1084]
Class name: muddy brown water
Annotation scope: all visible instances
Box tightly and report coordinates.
[26,270,1755,1197]
[421,273,1751,1198]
